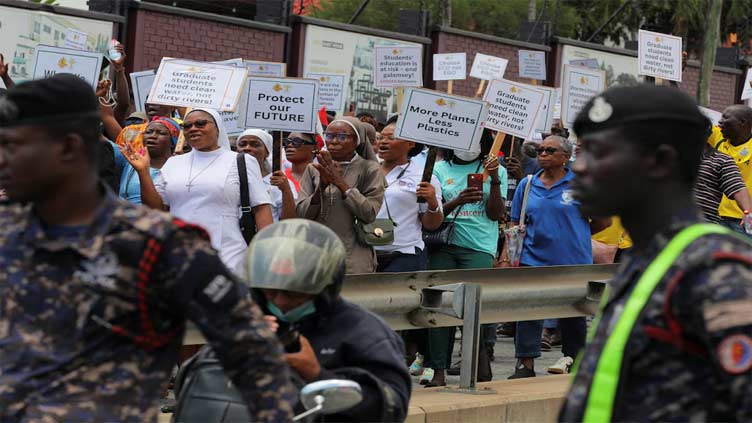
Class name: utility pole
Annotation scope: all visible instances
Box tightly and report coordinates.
[697,0,722,107]
[528,0,537,21]
[441,0,452,27]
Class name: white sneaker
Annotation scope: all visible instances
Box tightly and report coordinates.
[547,356,574,374]
[418,368,434,384]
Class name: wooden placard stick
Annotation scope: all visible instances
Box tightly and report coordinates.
[417,147,438,204]
[483,131,508,180]
[474,79,486,98]
[447,80,454,95]
[395,87,405,113]
[273,131,282,172]
[174,107,191,154]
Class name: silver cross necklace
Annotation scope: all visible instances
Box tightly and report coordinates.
[186,152,222,192]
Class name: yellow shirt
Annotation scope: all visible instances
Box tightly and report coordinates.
[592,216,632,250]
[708,126,752,219]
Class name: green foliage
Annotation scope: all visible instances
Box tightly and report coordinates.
[28,0,59,4]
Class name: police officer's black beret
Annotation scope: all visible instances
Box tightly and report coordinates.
[0,74,99,128]
[573,84,709,136]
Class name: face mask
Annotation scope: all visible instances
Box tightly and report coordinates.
[267,301,316,323]
[453,149,480,162]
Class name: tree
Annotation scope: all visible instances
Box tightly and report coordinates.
[698,0,723,106]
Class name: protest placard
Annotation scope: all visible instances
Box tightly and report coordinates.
[518,50,546,80]
[32,45,103,88]
[560,64,606,128]
[245,60,286,77]
[569,58,599,70]
[130,69,156,113]
[483,79,545,140]
[433,53,467,81]
[373,45,423,88]
[394,88,489,152]
[638,30,683,82]
[698,106,722,127]
[240,77,319,133]
[741,68,752,101]
[63,29,88,51]
[527,84,556,134]
[305,73,345,110]
[553,87,562,119]
[147,59,247,111]
[469,53,508,81]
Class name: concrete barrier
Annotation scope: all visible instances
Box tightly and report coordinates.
[406,375,570,423]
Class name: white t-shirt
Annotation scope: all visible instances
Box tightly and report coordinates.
[374,160,443,254]
[155,148,270,270]
[262,173,297,222]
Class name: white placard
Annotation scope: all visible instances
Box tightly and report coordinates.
[483,79,545,139]
[553,87,562,120]
[433,53,467,81]
[561,65,606,128]
[147,59,248,111]
[63,28,88,51]
[527,84,556,134]
[305,72,345,111]
[638,30,683,82]
[240,77,319,133]
[373,45,423,88]
[518,50,546,80]
[469,53,508,81]
[130,69,156,113]
[699,106,722,127]
[569,58,599,69]
[741,69,752,101]
[394,88,489,152]
[245,60,286,77]
[31,45,103,89]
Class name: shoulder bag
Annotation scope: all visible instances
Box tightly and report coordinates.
[354,162,411,247]
[503,174,533,267]
[237,154,256,245]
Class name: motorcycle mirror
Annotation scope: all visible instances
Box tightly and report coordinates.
[300,379,362,415]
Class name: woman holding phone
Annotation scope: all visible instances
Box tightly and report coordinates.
[419,129,507,387]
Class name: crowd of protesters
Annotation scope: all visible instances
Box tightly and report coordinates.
[1,43,752,421]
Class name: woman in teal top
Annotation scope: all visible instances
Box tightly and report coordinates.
[422,129,507,387]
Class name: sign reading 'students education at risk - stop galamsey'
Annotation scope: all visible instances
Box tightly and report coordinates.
[239,76,320,133]
[394,88,489,152]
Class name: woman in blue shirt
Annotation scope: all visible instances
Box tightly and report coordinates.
[504,135,597,379]
[115,117,178,204]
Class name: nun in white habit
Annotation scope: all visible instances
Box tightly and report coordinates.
[126,108,273,270]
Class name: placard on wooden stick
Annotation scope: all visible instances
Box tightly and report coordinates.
[638,29,683,82]
[560,65,606,129]
[32,45,103,89]
[470,53,508,97]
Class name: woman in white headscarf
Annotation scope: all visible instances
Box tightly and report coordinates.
[123,108,273,270]
[236,128,297,222]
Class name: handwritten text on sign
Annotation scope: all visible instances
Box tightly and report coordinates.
[241,77,319,133]
[483,79,544,139]
[32,45,103,88]
[638,30,682,82]
[374,45,423,88]
[395,88,489,152]
[518,50,546,80]
[305,73,345,110]
[561,65,606,128]
[148,59,247,111]
[469,53,508,80]
[433,53,467,81]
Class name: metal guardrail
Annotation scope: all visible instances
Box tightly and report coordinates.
[183,264,617,345]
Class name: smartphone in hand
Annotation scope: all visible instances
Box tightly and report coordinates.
[467,173,483,190]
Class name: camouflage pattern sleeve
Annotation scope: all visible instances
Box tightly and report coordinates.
[157,225,296,422]
[674,254,752,421]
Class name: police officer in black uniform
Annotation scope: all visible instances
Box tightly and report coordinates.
[561,84,752,422]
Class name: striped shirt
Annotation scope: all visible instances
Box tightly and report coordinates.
[694,149,747,223]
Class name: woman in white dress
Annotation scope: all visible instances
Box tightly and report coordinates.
[123,108,273,270]
[236,128,297,222]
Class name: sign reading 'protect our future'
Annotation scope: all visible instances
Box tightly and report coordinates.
[394,88,489,152]
[240,76,319,133]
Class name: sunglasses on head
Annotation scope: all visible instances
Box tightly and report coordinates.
[324,132,353,143]
[283,137,317,148]
[181,119,213,131]
[536,147,561,156]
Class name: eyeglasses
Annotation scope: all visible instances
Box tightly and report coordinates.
[283,137,317,148]
[324,132,353,143]
[181,119,213,131]
[536,147,561,156]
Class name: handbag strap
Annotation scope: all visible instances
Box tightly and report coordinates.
[519,174,533,225]
[237,153,251,214]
